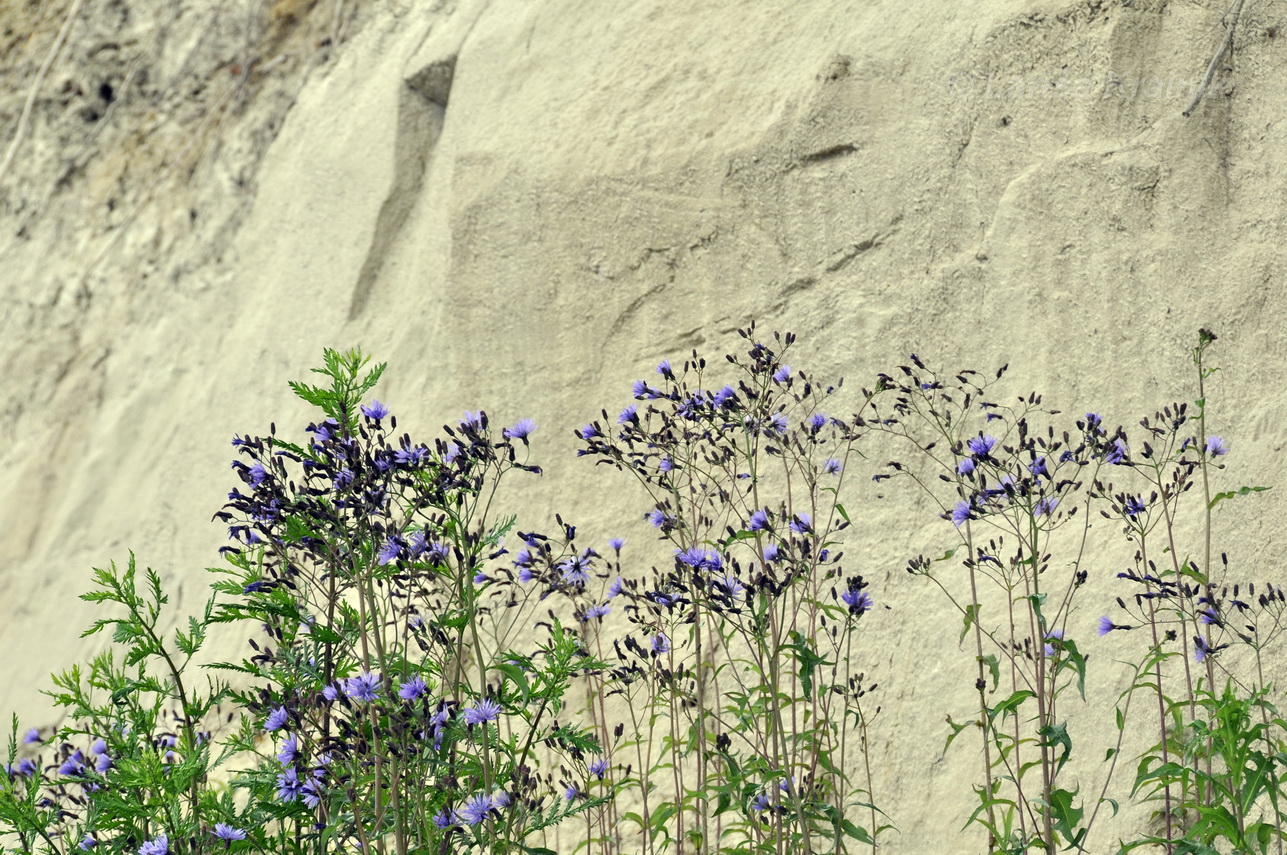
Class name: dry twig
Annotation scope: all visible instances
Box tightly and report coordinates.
[1183,0,1250,117]
[0,0,86,195]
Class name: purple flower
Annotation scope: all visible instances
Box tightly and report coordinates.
[1199,607,1219,626]
[608,537,625,552]
[276,767,302,802]
[424,541,450,564]
[647,509,667,528]
[1098,616,1116,637]
[559,552,592,585]
[94,753,111,773]
[138,836,168,855]
[1044,629,1065,657]
[657,359,673,378]
[474,571,488,585]
[841,589,873,615]
[464,698,501,726]
[713,385,736,408]
[651,632,671,654]
[503,419,536,441]
[565,785,579,801]
[752,793,771,812]
[772,365,791,383]
[768,412,788,434]
[518,567,535,583]
[23,728,39,745]
[361,400,389,420]
[9,758,36,777]
[394,445,429,466]
[1205,436,1228,456]
[322,684,339,703]
[809,413,827,430]
[79,834,96,850]
[714,575,746,600]
[399,676,428,701]
[748,509,770,532]
[967,435,997,457]
[1029,457,1049,478]
[377,537,402,565]
[1194,635,1211,663]
[460,411,484,429]
[763,543,780,562]
[951,501,972,527]
[90,738,107,755]
[264,707,289,732]
[1034,496,1059,517]
[491,791,511,810]
[1105,439,1128,465]
[1124,495,1146,517]
[433,810,454,829]
[579,423,599,439]
[659,456,674,473]
[1085,413,1102,429]
[589,757,610,779]
[213,824,246,841]
[582,602,611,621]
[651,591,677,608]
[957,458,975,476]
[60,751,86,777]
[333,467,354,490]
[344,672,381,702]
[789,513,812,534]
[677,546,721,572]
[823,458,842,475]
[618,404,638,424]
[277,733,299,766]
[458,794,492,826]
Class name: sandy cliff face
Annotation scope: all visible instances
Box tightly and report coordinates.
[2,0,1284,849]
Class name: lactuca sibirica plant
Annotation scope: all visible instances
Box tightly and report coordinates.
[870,330,1285,855]
[210,349,611,854]
[1092,330,1286,855]
[0,349,611,855]
[869,356,1103,853]
[574,326,888,855]
[0,328,1281,855]
[0,554,230,855]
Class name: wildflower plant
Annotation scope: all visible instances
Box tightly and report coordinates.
[870,355,1105,853]
[0,329,1281,855]
[575,326,888,855]
[871,330,1285,855]
[208,349,612,854]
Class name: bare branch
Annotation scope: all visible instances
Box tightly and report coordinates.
[1183,0,1250,117]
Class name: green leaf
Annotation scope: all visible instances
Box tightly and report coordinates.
[1208,485,1270,510]
[988,690,1034,724]
[493,662,532,704]
[1038,722,1072,775]
[841,819,874,844]
[1061,638,1088,700]
[982,654,1000,692]
[961,603,980,644]
[944,714,971,754]
[786,631,831,698]
[1046,787,1085,846]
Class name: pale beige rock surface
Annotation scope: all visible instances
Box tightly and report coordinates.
[2,0,1285,850]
